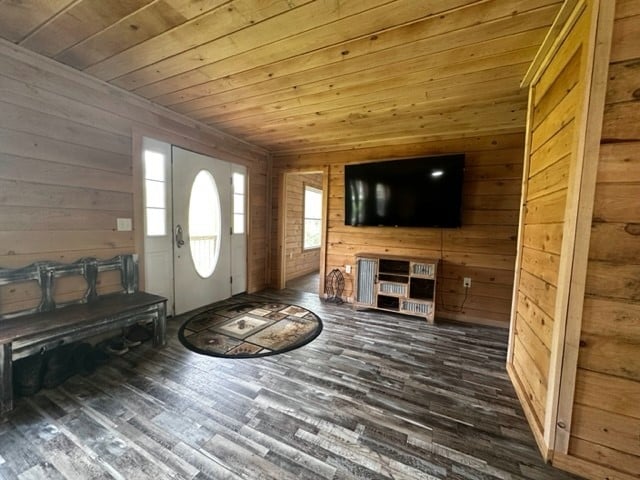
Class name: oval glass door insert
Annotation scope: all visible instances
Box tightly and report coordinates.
[188,170,221,278]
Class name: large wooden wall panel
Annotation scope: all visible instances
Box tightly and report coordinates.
[509,3,591,450]
[0,41,269,314]
[273,133,523,327]
[0,44,265,162]
[0,101,131,155]
[516,292,553,349]
[0,130,131,174]
[0,153,132,193]
[563,6,640,479]
[528,120,575,177]
[512,335,547,428]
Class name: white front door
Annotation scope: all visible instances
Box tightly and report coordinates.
[172,146,231,315]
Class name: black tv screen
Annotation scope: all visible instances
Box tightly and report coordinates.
[344,154,465,228]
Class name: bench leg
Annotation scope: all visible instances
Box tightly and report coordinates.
[153,302,167,347]
[1,343,13,414]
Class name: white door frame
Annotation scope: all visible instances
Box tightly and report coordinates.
[136,133,248,315]
[140,137,175,312]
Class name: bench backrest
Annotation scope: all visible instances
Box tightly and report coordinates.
[0,254,138,320]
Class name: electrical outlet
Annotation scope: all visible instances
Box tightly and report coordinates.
[345,264,352,274]
[463,277,472,288]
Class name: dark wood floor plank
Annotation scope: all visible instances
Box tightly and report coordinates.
[0,289,582,480]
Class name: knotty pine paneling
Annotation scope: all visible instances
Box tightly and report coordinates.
[567,8,640,478]
[0,42,269,315]
[284,172,323,282]
[0,0,564,154]
[272,133,524,327]
[509,2,591,448]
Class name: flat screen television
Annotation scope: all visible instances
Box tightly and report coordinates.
[344,154,465,228]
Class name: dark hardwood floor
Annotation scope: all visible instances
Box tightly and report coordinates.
[286,271,320,294]
[0,289,581,480]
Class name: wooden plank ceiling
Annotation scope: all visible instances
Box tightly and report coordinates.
[0,0,563,155]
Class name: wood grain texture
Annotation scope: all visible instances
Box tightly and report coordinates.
[0,39,270,299]
[509,0,591,454]
[0,289,582,480]
[273,134,524,328]
[0,0,564,155]
[563,6,640,480]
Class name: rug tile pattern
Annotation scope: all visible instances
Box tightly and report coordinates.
[179,302,323,358]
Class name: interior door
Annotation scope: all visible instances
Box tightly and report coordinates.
[172,146,231,315]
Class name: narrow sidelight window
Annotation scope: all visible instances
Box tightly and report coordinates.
[232,172,246,234]
[144,150,166,236]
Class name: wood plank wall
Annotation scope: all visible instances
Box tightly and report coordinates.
[272,133,524,327]
[285,173,323,282]
[508,3,591,450]
[561,3,640,478]
[0,41,270,316]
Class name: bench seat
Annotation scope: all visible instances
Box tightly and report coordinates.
[0,291,166,361]
[0,255,167,414]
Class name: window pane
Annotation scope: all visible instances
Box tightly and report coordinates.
[145,179,165,209]
[232,172,245,194]
[304,219,321,249]
[303,185,322,249]
[189,170,221,278]
[233,213,245,234]
[233,193,244,215]
[144,150,165,181]
[146,207,166,236]
[304,187,322,219]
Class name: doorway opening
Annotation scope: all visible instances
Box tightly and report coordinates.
[282,171,326,295]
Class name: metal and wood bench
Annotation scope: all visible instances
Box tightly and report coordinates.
[0,254,167,414]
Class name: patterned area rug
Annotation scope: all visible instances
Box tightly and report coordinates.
[178,302,323,358]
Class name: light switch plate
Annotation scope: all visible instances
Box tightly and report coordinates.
[117,218,132,231]
[345,264,352,274]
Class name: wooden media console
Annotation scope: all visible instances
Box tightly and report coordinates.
[353,253,439,323]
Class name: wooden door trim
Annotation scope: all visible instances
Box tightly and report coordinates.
[278,168,328,296]
[522,0,584,88]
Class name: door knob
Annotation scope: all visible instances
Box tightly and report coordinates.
[175,224,185,248]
